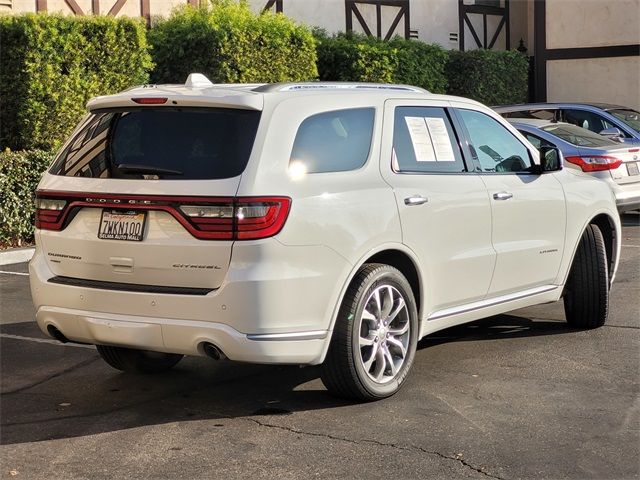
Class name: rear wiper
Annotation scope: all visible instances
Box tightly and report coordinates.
[115,163,183,176]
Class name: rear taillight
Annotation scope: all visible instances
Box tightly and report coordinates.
[35,192,291,241]
[564,155,623,172]
[35,198,67,230]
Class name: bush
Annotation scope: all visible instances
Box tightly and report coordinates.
[315,32,448,93]
[446,49,529,106]
[0,149,55,247]
[149,0,318,84]
[0,14,152,151]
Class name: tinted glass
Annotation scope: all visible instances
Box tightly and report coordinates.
[502,109,556,121]
[541,123,617,147]
[290,108,374,173]
[519,130,556,150]
[50,108,261,180]
[458,109,532,173]
[609,109,640,133]
[392,107,465,173]
[562,108,613,134]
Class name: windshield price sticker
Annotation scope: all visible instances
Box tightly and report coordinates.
[405,117,455,162]
[98,210,147,242]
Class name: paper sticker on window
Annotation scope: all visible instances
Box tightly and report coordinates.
[425,117,455,162]
[405,117,436,162]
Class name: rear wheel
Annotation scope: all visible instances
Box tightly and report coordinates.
[321,264,418,401]
[96,345,183,374]
[563,224,610,329]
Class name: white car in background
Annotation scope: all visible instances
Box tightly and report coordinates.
[31,76,620,400]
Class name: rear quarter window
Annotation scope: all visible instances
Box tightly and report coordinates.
[289,108,375,173]
[49,107,261,180]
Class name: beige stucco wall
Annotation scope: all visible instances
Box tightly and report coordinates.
[546,0,640,49]
[547,56,640,110]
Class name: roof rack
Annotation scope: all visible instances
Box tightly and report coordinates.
[253,82,429,94]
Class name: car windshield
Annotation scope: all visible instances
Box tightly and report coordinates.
[608,109,640,133]
[541,123,618,147]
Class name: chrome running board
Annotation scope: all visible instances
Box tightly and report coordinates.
[428,285,559,321]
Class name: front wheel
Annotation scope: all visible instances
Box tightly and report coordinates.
[321,264,418,401]
[96,345,183,374]
[563,224,610,329]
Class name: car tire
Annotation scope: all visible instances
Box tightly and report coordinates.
[563,224,609,329]
[321,263,418,401]
[96,345,183,374]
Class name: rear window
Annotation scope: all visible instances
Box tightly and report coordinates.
[541,123,618,148]
[49,108,261,180]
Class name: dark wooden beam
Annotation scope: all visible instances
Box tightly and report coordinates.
[533,0,547,101]
[384,7,404,41]
[36,0,47,12]
[352,4,373,37]
[546,44,640,60]
[64,0,84,15]
[488,16,505,50]
[108,0,127,15]
[141,0,150,25]
[92,0,99,14]
[458,0,464,51]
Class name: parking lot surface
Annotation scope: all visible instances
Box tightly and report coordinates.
[1,214,639,479]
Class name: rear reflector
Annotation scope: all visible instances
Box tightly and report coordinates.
[131,97,168,105]
[35,192,291,240]
[564,155,623,172]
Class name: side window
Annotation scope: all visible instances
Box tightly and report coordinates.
[392,107,466,173]
[562,109,613,133]
[290,108,375,173]
[458,109,533,173]
[521,131,556,150]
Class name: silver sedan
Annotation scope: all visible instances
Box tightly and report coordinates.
[510,118,640,212]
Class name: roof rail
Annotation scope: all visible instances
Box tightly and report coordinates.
[253,82,429,94]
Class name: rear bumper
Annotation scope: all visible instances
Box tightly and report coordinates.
[30,238,352,365]
[611,182,640,212]
[35,306,328,364]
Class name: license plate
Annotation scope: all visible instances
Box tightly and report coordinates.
[627,162,639,176]
[98,210,147,241]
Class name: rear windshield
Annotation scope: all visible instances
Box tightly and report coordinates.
[49,107,261,180]
[541,123,617,148]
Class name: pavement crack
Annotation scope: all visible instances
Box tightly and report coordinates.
[2,357,99,395]
[248,418,504,479]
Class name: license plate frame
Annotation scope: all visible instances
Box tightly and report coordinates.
[627,162,639,176]
[98,209,147,242]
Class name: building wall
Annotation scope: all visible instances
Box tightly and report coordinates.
[547,56,640,111]
[542,0,640,110]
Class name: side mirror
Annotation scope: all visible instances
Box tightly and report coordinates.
[538,146,562,172]
[599,127,624,142]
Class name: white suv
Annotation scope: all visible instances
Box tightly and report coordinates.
[30,75,621,400]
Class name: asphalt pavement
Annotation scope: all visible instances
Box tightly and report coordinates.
[1,214,639,479]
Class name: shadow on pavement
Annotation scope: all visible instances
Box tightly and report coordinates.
[1,314,577,446]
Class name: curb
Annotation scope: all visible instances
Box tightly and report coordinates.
[0,247,35,266]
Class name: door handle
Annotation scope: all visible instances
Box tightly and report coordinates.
[404,195,428,206]
[493,192,513,201]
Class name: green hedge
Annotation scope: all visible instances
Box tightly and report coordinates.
[149,0,318,84]
[446,49,529,105]
[0,149,55,246]
[315,32,448,93]
[0,14,152,151]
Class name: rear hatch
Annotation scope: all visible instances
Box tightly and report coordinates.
[36,102,262,291]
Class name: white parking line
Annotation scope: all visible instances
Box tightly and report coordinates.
[0,333,95,349]
[622,244,640,248]
[0,270,29,276]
